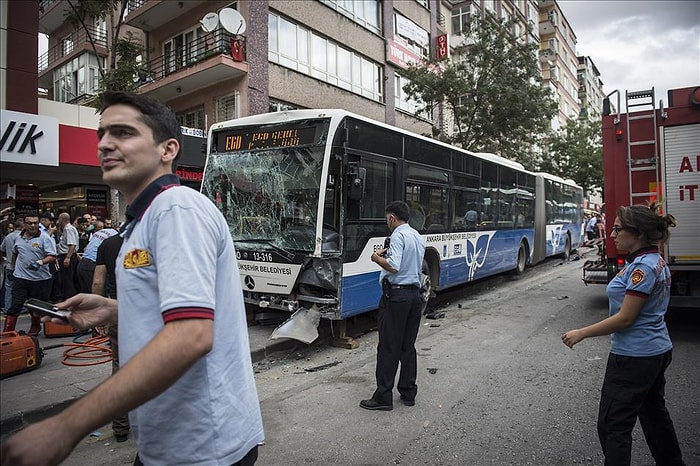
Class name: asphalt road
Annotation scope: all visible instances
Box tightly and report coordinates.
[28,252,700,465]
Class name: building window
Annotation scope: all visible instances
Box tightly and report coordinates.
[61,35,74,56]
[451,6,471,36]
[528,2,538,26]
[215,92,239,122]
[53,53,103,102]
[395,74,430,120]
[165,26,207,74]
[268,12,383,102]
[176,106,205,130]
[320,0,380,34]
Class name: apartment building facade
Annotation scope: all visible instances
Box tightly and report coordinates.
[2,0,595,221]
[4,0,447,219]
[538,0,579,131]
[577,55,604,121]
[125,0,444,136]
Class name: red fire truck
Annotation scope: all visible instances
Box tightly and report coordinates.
[583,86,700,309]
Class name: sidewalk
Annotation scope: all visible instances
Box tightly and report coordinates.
[0,314,297,439]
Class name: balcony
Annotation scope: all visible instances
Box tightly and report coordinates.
[38,26,108,87]
[137,30,247,101]
[539,11,557,36]
[538,48,556,63]
[124,0,208,32]
[39,0,73,34]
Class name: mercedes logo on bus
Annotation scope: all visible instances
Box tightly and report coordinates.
[244,276,255,289]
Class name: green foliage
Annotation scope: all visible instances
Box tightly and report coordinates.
[65,0,143,107]
[541,118,603,195]
[401,16,557,169]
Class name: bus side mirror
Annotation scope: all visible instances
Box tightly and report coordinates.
[347,167,366,201]
[602,97,611,116]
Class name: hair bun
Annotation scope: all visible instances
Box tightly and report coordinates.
[661,213,677,229]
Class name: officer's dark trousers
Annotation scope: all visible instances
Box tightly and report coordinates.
[597,350,685,466]
[372,288,422,404]
[8,278,52,315]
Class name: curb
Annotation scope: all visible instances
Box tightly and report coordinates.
[1,337,298,440]
[1,399,77,440]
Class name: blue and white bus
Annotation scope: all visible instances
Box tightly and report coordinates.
[202,109,583,328]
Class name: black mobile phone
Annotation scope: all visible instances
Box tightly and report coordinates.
[379,236,390,257]
[24,298,69,322]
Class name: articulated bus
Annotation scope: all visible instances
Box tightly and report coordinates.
[202,109,584,327]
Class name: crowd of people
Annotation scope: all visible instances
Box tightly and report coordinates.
[585,211,606,241]
[0,212,121,333]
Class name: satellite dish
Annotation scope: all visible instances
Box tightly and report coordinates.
[200,12,219,33]
[219,8,246,35]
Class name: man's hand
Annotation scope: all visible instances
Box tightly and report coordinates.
[26,260,43,271]
[371,248,387,263]
[0,416,79,466]
[51,293,118,329]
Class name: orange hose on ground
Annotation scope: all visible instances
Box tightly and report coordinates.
[61,335,113,367]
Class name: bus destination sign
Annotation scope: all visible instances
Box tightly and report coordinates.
[216,125,318,152]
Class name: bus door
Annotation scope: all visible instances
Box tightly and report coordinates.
[340,152,397,318]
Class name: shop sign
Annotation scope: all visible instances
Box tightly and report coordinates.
[14,185,40,218]
[395,13,429,48]
[388,37,423,70]
[176,167,204,182]
[437,34,449,60]
[86,188,108,220]
[181,126,206,138]
[0,110,59,166]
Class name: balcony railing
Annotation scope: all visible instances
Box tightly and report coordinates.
[38,26,108,73]
[38,0,55,12]
[126,0,148,14]
[138,30,243,85]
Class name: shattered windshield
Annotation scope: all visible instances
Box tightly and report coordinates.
[202,119,329,253]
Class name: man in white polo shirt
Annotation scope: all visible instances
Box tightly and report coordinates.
[1,92,264,466]
[55,212,79,300]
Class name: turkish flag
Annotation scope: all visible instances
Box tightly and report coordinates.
[231,39,243,62]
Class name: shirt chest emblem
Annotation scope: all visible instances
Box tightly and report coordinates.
[123,249,152,269]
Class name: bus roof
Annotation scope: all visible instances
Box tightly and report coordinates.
[534,171,582,189]
[209,109,527,172]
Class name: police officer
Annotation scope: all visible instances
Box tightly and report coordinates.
[361,200,426,411]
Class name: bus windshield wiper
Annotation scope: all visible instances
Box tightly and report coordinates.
[234,238,296,261]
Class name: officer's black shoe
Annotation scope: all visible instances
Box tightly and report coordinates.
[360,399,393,411]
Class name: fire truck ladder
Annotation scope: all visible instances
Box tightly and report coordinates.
[625,87,659,204]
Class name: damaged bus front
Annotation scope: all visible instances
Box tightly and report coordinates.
[202,113,345,343]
